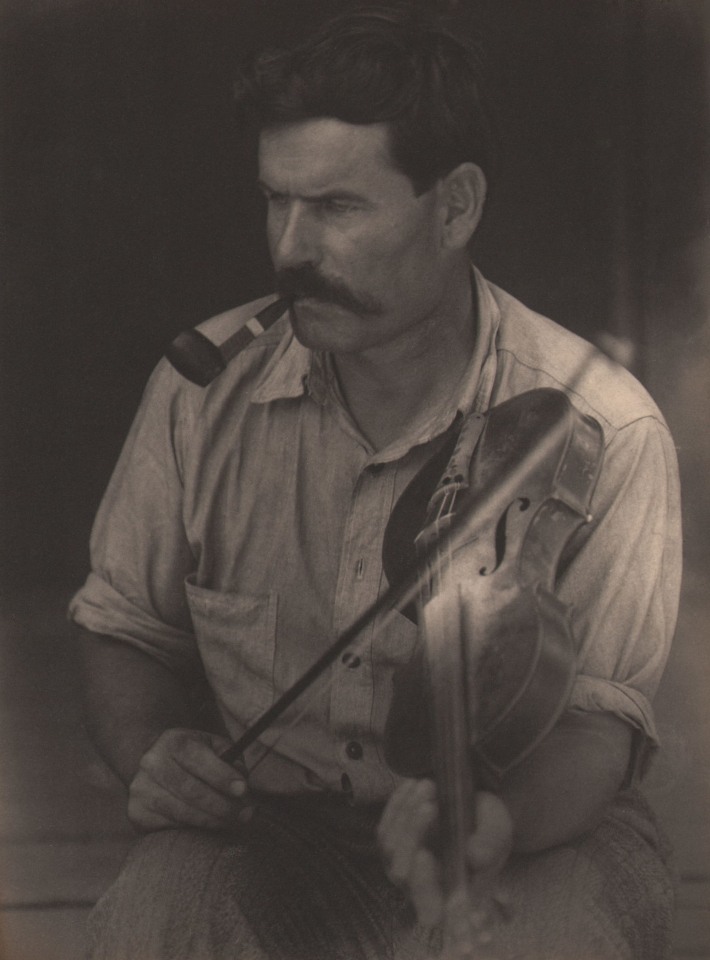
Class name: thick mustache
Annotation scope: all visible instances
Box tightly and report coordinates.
[276,267,380,315]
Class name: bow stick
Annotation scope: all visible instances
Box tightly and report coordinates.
[221,403,579,767]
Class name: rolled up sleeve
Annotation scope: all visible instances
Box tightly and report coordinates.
[560,415,682,770]
[68,360,200,674]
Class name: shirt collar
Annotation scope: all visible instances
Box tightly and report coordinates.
[250,267,502,432]
[460,266,501,415]
[250,325,314,404]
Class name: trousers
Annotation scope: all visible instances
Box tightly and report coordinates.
[87,789,674,960]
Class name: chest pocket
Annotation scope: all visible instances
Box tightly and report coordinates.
[185,578,277,725]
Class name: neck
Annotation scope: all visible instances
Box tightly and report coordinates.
[333,265,476,450]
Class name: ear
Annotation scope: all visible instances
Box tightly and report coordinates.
[438,163,487,250]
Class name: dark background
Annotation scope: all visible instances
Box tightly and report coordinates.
[0,4,709,955]
[1,0,708,591]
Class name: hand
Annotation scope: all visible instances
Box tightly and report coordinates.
[377,778,513,929]
[127,728,251,831]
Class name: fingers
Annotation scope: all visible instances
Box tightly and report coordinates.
[408,848,444,928]
[171,732,247,799]
[128,782,234,832]
[378,779,437,885]
[465,791,514,941]
[466,791,513,880]
[378,781,514,934]
[378,777,437,844]
[128,728,250,832]
[378,779,444,928]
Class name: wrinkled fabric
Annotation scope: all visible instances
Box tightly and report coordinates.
[73,271,680,958]
[70,272,682,802]
[88,789,674,960]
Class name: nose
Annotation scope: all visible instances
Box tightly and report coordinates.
[269,200,320,271]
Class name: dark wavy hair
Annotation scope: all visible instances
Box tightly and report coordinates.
[234,3,499,195]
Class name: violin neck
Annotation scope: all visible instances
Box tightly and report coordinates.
[419,587,478,955]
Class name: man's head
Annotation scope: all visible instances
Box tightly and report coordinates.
[236,3,498,196]
[236,5,497,356]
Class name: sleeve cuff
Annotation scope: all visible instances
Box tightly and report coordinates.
[68,572,198,674]
[569,674,660,782]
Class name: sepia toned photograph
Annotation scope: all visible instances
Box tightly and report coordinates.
[1,1,708,958]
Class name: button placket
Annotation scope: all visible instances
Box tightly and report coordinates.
[328,464,397,797]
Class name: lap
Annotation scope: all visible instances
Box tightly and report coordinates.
[88,790,674,960]
[476,789,675,960]
[89,796,416,960]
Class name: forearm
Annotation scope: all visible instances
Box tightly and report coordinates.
[493,709,633,854]
[77,627,194,786]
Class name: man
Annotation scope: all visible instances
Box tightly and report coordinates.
[70,5,682,958]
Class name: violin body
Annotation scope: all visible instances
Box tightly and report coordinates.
[382,388,604,780]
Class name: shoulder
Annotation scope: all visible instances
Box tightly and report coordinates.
[485,280,668,439]
[151,294,289,398]
[133,295,292,453]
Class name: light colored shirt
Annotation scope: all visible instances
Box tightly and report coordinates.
[69,270,682,803]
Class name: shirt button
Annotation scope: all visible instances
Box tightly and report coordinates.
[346,740,364,760]
[341,652,362,668]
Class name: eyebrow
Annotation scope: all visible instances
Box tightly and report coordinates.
[257,180,370,205]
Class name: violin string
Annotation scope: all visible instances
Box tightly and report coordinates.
[245,344,618,773]
[242,496,468,778]
[243,475,482,776]
[230,410,578,776]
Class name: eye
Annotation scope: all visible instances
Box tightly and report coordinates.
[259,185,289,208]
[317,197,357,216]
[267,192,290,208]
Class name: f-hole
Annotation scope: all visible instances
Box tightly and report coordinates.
[479,497,531,576]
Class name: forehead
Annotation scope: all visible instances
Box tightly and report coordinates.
[258,118,413,198]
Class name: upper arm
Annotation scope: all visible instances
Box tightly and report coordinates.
[558,416,682,773]
[69,361,200,673]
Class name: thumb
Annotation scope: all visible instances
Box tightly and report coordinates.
[206,732,249,776]
[467,791,513,877]
[201,730,234,754]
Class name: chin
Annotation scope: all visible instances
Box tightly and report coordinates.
[289,301,365,354]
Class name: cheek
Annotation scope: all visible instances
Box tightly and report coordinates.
[345,226,435,281]
[328,202,442,291]
[367,233,441,293]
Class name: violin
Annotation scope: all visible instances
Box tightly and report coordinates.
[220,388,603,955]
[381,388,603,956]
